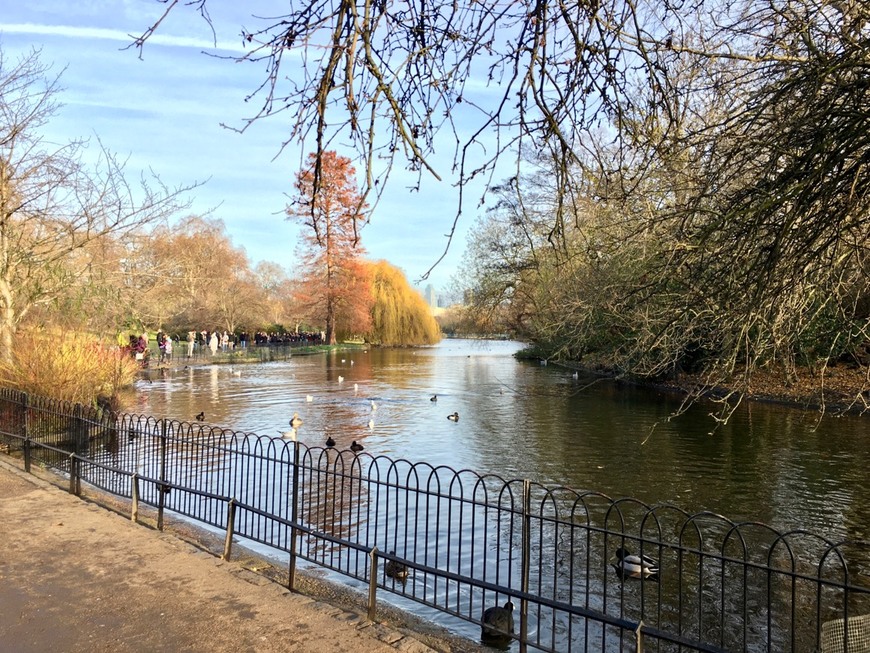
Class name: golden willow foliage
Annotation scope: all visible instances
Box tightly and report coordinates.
[0,330,140,404]
[367,261,441,346]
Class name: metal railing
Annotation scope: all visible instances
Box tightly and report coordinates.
[0,387,868,652]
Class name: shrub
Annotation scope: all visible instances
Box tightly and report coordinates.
[0,330,140,405]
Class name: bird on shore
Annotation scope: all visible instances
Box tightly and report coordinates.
[325,435,336,448]
[430,395,437,402]
[384,550,409,580]
[612,547,659,580]
[350,440,364,452]
[447,412,459,422]
[290,412,303,428]
[481,600,514,645]
[195,411,205,422]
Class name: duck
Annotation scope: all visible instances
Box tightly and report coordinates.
[384,551,409,580]
[612,547,659,580]
[325,435,336,448]
[481,600,514,644]
[195,411,205,422]
[350,440,364,452]
[447,412,459,422]
[430,394,437,402]
[290,412,303,428]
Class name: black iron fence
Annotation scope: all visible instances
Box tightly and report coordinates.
[0,387,868,652]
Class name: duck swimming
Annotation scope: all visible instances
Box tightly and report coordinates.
[325,435,336,448]
[612,547,659,580]
[447,412,459,422]
[290,412,303,428]
[481,600,514,645]
[384,550,409,580]
[350,440,364,452]
[195,411,205,422]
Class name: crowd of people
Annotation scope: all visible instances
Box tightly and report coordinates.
[118,328,325,367]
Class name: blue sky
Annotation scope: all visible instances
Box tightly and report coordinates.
[0,1,491,293]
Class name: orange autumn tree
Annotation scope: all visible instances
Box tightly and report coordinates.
[287,151,371,344]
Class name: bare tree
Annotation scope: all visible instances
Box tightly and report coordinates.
[0,48,195,362]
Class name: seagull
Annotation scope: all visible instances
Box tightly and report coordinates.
[306,395,314,402]
[384,551,409,580]
[368,419,375,430]
[325,435,336,448]
[612,547,659,580]
[290,412,303,428]
[195,412,205,421]
[481,601,514,645]
[280,428,297,441]
[350,440,364,452]
[447,412,459,422]
[371,401,377,411]
[338,375,344,383]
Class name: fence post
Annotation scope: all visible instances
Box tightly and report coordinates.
[520,479,531,653]
[22,392,31,473]
[68,453,79,495]
[72,403,88,456]
[223,499,236,561]
[157,419,167,531]
[367,547,379,622]
[288,440,301,591]
[131,474,140,522]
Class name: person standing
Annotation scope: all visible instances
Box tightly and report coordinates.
[209,331,219,356]
[187,330,196,358]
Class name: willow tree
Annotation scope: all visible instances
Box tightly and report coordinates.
[367,260,441,346]
[287,151,370,344]
[0,48,193,363]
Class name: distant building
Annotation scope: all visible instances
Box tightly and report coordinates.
[424,284,437,308]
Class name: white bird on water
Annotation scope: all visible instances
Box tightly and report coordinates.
[338,375,345,383]
[371,401,378,411]
[280,428,297,442]
[306,395,314,402]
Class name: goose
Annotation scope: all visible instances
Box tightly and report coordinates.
[384,550,408,580]
[350,440,364,452]
[430,395,437,402]
[195,411,205,422]
[447,412,459,422]
[481,600,515,644]
[325,435,336,448]
[612,547,659,580]
[290,412,303,428]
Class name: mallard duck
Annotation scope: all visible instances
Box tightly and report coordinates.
[350,440,364,452]
[325,435,336,448]
[447,412,459,422]
[290,412,303,428]
[481,600,514,644]
[612,547,659,580]
[384,550,409,580]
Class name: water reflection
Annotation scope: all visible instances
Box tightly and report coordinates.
[135,339,870,543]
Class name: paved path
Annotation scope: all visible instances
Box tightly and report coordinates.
[0,458,474,653]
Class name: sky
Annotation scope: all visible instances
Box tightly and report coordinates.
[0,0,494,294]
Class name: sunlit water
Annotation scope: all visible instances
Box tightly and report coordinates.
[135,338,870,541]
[130,339,870,648]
